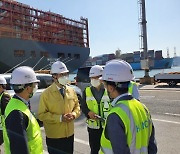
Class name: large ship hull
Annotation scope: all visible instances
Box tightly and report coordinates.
[173,56,180,67]
[130,58,173,70]
[0,38,90,73]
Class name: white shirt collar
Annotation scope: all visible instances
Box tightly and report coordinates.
[111,93,129,107]
[56,85,60,90]
[15,94,29,107]
[55,84,66,90]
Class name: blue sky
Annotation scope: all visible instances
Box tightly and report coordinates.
[17,0,180,58]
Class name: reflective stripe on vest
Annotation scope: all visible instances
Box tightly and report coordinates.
[100,99,152,154]
[85,87,110,129]
[128,81,137,95]
[100,147,113,154]
[3,98,43,154]
[100,146,148,154]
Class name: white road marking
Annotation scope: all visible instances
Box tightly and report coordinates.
[140,89,180,92]
[155,99,180,102]
[140,96,179,102]
[164,113,180,117]
[156,112,180,117]
[75,119,180,146]
[74,119,180,146]
[40,127,89,146]
[43,139,89,153]
[75,138,89,146]
[140,96,155,98]
[40,117,180,150]
[152,118,180,124]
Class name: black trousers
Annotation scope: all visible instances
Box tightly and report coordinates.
[88,127,103,154]
[46,135,74,154]
[0,130,3,145]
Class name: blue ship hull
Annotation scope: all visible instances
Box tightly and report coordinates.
[130,58,173,70]
[0,38,90,73]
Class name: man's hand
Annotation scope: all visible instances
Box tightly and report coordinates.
[88,111,98,120]
[62,113,75,122]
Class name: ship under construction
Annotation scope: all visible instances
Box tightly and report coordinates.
[0,0,90,73]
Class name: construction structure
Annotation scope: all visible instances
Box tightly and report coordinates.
[0,0,90,73]
[0,0,89,47]
[138,0,155,84]
[138,0,149,76]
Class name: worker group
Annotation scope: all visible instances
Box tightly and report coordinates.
[0,59,157,154]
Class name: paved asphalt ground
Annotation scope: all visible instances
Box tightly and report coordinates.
[0,83,180,154]
[44,83,180,154]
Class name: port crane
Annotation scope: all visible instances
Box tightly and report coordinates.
[138,0,149,77]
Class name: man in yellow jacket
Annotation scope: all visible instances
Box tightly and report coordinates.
[38,61,81,154]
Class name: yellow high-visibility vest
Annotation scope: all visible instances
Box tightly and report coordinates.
[100,99,152,154]
[128,81,138,95]
[85,87,110,129]
[3,98,43,154]
[0,92,10,129]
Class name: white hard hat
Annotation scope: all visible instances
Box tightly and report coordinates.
[10,66,40,85]
[0,76,7,84]
[50,61,69,74]
[89,65,103,77]
[102,60,134,82]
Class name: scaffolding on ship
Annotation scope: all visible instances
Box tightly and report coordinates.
[0,0,89,48]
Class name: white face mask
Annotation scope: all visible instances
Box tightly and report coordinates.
[29,84,38,98]
[58,76,69,86]
[91,79,101,87]
[33,84,38,94]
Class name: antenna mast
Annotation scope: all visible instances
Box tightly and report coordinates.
[174,47,177,57]
[138,0,149,77]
